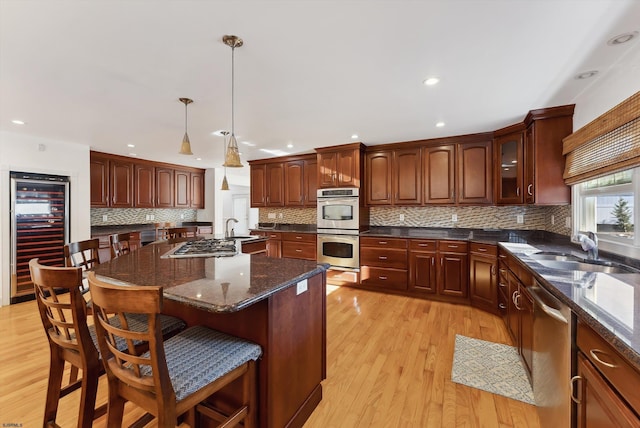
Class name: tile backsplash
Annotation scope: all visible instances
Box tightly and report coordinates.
[258,205,572,236]
[91,208,197,225]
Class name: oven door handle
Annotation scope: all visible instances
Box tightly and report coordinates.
[529,285,568,324]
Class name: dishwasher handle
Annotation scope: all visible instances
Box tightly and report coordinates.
[529,285,568,324]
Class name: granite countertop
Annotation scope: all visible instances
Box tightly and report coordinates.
[363,226,558,245]
[251,223,318,233]
[92,238,328,313]
[500,241,640,372]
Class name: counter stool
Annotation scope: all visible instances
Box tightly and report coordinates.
[109,233,132,258]
[87,272,262,428]
[166,226,198,239]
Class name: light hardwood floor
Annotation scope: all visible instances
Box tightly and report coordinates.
[0,286,540,427]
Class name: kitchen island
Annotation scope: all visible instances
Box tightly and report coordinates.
[92,238,329,428]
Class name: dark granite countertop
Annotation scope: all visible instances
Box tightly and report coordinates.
[91,223,156,236]
[500,241,640,372]
[251,223,318,234]
[92,238,328,313]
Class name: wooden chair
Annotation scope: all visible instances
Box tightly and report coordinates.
[109,233,132,258]
[87,272,262,428]
[64,238,101,271]
[166,226,198,239]
[29,259,105,428]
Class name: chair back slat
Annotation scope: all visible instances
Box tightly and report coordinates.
[87,273,171,397]
[64,239,101,270]
[109,233,132,258]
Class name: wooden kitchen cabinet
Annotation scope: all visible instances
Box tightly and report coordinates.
[494,127,525,205]
[365,150,392,205]
[469,243,498,314]
[365,147,422,206]
[284,155,318,207]
[190,171,204,209]
[134,163,155,208]
[109,159,134,208]
[408,239,437,294]
[360,237,408,291]
[316,142,365,188]
[155,167,174,208]
[281,232,316,261]
[248,162,284,207]
[423,144,456,204]
[250,164,267,207]
[90,153,110,207]
[303,157,318,207]
[437,240,469,299]
[174,169,191,208]
[458,141,492,204]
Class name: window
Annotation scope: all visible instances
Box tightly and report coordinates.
[573,167,639,258]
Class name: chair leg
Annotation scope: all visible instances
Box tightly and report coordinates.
[77,365,100,428]
[106,388,126,428]
[69,364,79,384]
[43,351,65,427]
[244,360,258,428]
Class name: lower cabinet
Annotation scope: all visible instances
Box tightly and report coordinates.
[574,321,640,427]
[281,232,316,261]
[469,243,498,314]
[250,231,282,258]
[360,237,408,291]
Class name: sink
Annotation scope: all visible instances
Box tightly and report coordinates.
[535,259,639,274]
[529,252,581,262]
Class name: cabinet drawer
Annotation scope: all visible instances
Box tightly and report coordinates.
[327,269,359,286]
[437,240,468,253]
[360,266,407,290]
[470,242,497,256]
[577,321,640,411]
[409,239,437,251]
[361,248,407,269]
[282,232,316,243]
[265,232,282,240]
[281,242,316,260]
[360,236,407,249]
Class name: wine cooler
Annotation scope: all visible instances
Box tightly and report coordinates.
[10,172,70,303]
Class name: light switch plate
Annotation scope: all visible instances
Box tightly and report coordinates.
[102,215,108,221]
[268,213,276,219]
[451,214,458,222]
[296,279,308,295]
[517,214,524,224]
[399,214,405,221]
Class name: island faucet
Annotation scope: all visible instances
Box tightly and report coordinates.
[574,231,598,260]
[225,218,239,239]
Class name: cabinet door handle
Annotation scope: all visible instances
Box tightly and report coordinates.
[431,258,435,267]
[516,187,520,196]
[589,349,618,368]
[499,282,507,288]
[379,256,388,260]
[527,184,533,196]
[498,303,507,309]
[491,265,496,276]
[570,375,582,404]
[499,268,507,274]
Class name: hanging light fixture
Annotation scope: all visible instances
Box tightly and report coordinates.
[222,35,244,167]
[178,97,194,155]
[220,131,230,190]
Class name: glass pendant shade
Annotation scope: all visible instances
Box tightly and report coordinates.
[179,132,193,155]
[223,134,242,167]
[221,173,229,190]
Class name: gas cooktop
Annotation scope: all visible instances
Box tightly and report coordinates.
[164,238,238,258]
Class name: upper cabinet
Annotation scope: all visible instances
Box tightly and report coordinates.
[90,151,205,209]
[494,105,574,205]
[316,143,365,188]
[364,135,492,207]
[250,154,318,208]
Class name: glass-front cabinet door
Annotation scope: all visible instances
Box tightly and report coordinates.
[495,131,524,204]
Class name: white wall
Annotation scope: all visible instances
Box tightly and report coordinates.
[0,132,91,306]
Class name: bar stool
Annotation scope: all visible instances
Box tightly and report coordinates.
[64,238,101,271]
[166,226,198,239]
[109,232,132,258]
[87,272,262,428]
[29,259,105,428]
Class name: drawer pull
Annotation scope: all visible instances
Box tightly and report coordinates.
[418,243,429,247]
[570,375,582,404]
[295,249,302,253]
[447,245,459,248]
[379,241,388,244]
[589,349,618,368]
[478,248,487,252]
[378,256,388,260]
[498,303,507,309]
[379,276,388,280]
[296,236,302,239]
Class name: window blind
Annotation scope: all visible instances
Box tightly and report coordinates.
[563,91,640,185]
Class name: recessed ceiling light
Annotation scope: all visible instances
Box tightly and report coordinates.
[11,120,25,125]
[287,143,293,148]
[436,121,445,127]
[127,144,135,148]
[351,134,359,139]
[212,130,228,136]
[423,77,440,86]
[607,31,638,46]
[196,157,202,161]
[575,70,598,80]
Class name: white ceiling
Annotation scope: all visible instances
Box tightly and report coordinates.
[2,0,640,176]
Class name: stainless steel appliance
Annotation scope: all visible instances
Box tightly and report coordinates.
[317,233,359,270]
[530,279,572,427]
[10,172,70,302]
[317,187,360,234]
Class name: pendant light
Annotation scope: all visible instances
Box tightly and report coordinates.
[178,97,194,155]
[222,35,243,167]
[220,131,230,190]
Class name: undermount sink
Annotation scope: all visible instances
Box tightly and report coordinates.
[529,252,581,262]
[535,259,639,274]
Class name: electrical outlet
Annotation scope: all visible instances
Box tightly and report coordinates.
[296,279,308,295]
[517,214,524,224]
[151,214,155,220]
[180,214,184,219]
[451,214,458,222]
[551,215,555,225]
[399,214,405,221]
[102,215,108,222]
[268,213,276,219]
[278,213,283,219]
[145,214,150,221]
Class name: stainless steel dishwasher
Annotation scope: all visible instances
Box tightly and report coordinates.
[530,279,572,427]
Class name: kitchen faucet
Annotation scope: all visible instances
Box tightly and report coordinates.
[574,231,598,260]
[225,218,239,239]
